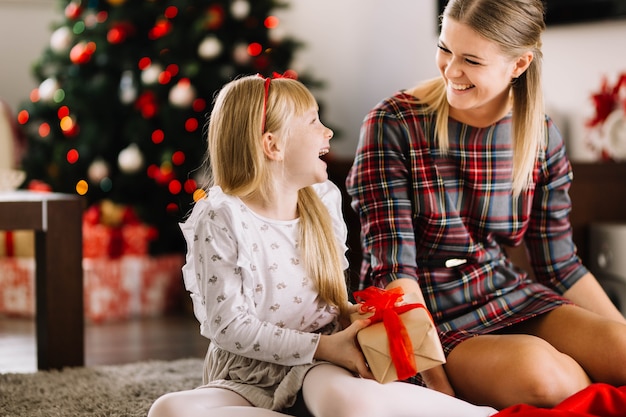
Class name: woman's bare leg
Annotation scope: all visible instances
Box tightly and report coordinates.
[302,363,497,417]
[148,387,290,417]
[521,304,626,385]
[445,333,591,410]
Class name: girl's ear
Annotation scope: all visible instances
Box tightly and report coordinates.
[511,51,533,79]
[261,132,284,161]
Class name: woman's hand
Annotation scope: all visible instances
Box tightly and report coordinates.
[420,365,455,396]
[314,318,374,379]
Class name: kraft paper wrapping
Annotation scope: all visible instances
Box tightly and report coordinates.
[351,292,446,384]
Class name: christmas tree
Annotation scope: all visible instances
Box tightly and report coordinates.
[15,0,317,255]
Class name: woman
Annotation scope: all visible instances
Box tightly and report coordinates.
[148,74,496,417]
[346,0,626,410]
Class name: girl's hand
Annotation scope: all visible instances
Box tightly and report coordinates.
[314,318,374,379]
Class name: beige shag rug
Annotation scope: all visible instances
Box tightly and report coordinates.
[0,358,204,417]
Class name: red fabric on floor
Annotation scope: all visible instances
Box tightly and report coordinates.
[494,384,626,417]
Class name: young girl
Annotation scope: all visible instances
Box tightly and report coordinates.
[147,74,496,417]
[346,0,626,411]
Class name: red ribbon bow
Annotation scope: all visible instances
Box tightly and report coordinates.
[257,70,298,133]
[353,286,430,380]
[257,70,298,81]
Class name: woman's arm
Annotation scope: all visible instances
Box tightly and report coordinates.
[386,278,456,396]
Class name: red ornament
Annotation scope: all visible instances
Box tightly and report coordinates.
[166,202,179,214]
[107,22,135,44]
[148,19,172,40]
[264,16,279,29]
[153,167,174,185]
[60,115,80,137]
[65,1,83,20]
[192,98,206,112]
[66,149,79,164]
[69,41,97,65]
[138,57,152,70]
[247,42,262,57]
[168,180,182,195]
[28,180,52,192]
[17,110,29,125]
[134,91,158,119]
[184,117,198,132]
[206,4,225,30]
[151,129,165,144]
[171,151,185,165]
[184,179,197,194]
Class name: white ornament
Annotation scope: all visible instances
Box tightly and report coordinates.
[87,159,110,183]
[198,36,222,60]
[232,43,251,65]
[268,25,286,42]
[38,78,60,102]
[141,63,163,85]
[119,70,137,104]
[83,11,99,29]
[118,144,144,174]
[50,26,73,53]
[169,79,197,108]
[230,0,250,20]
[603,109,626,160]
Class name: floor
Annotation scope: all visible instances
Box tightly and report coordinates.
[0,311,209,373]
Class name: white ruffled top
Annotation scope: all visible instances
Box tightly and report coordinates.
[179,180,349,366]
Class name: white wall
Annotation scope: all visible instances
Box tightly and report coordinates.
[279,1,626,159]
[2,0,626,161]
[0,1,57,112]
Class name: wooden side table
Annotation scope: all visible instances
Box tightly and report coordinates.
[0,191,84,370]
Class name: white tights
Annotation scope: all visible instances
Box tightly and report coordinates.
[147,363,498,417]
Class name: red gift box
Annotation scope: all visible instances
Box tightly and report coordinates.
[82,202,157,259]
[0,258,36,317]
[0,254,184,322]
[83,254,184,323]
[82,222,156,258]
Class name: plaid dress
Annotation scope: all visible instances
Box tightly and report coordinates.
[346,91,588,357]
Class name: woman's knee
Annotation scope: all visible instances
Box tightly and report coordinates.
[447,334,590,409]
[514,352,589,407]
[581,320,626,385]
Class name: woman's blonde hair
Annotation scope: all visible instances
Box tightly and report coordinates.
[204,74,349,315]
[425,0,546,196]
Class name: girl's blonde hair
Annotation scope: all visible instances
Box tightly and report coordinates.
[426,0,546,196]
[204,75,349,315]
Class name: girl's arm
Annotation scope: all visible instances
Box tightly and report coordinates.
[186,208,322,366]
[315,318,374,379]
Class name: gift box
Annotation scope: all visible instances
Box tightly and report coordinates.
[83,222,156,258]
[82,201,157,259]
[0,231,34,257]
[83,254,184,323]
[0,254,184,322]
[0,257,36,317]
[351,287,446,384]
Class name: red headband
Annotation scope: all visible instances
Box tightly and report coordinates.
[257,71,298,134]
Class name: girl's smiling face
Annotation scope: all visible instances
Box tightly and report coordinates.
[282,107,334,188]
[437,17,532,126]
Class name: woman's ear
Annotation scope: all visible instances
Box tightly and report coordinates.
[511,51,533,79]
[261,132,284,161]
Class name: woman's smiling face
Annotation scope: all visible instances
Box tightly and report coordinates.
[436,17,531,125]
